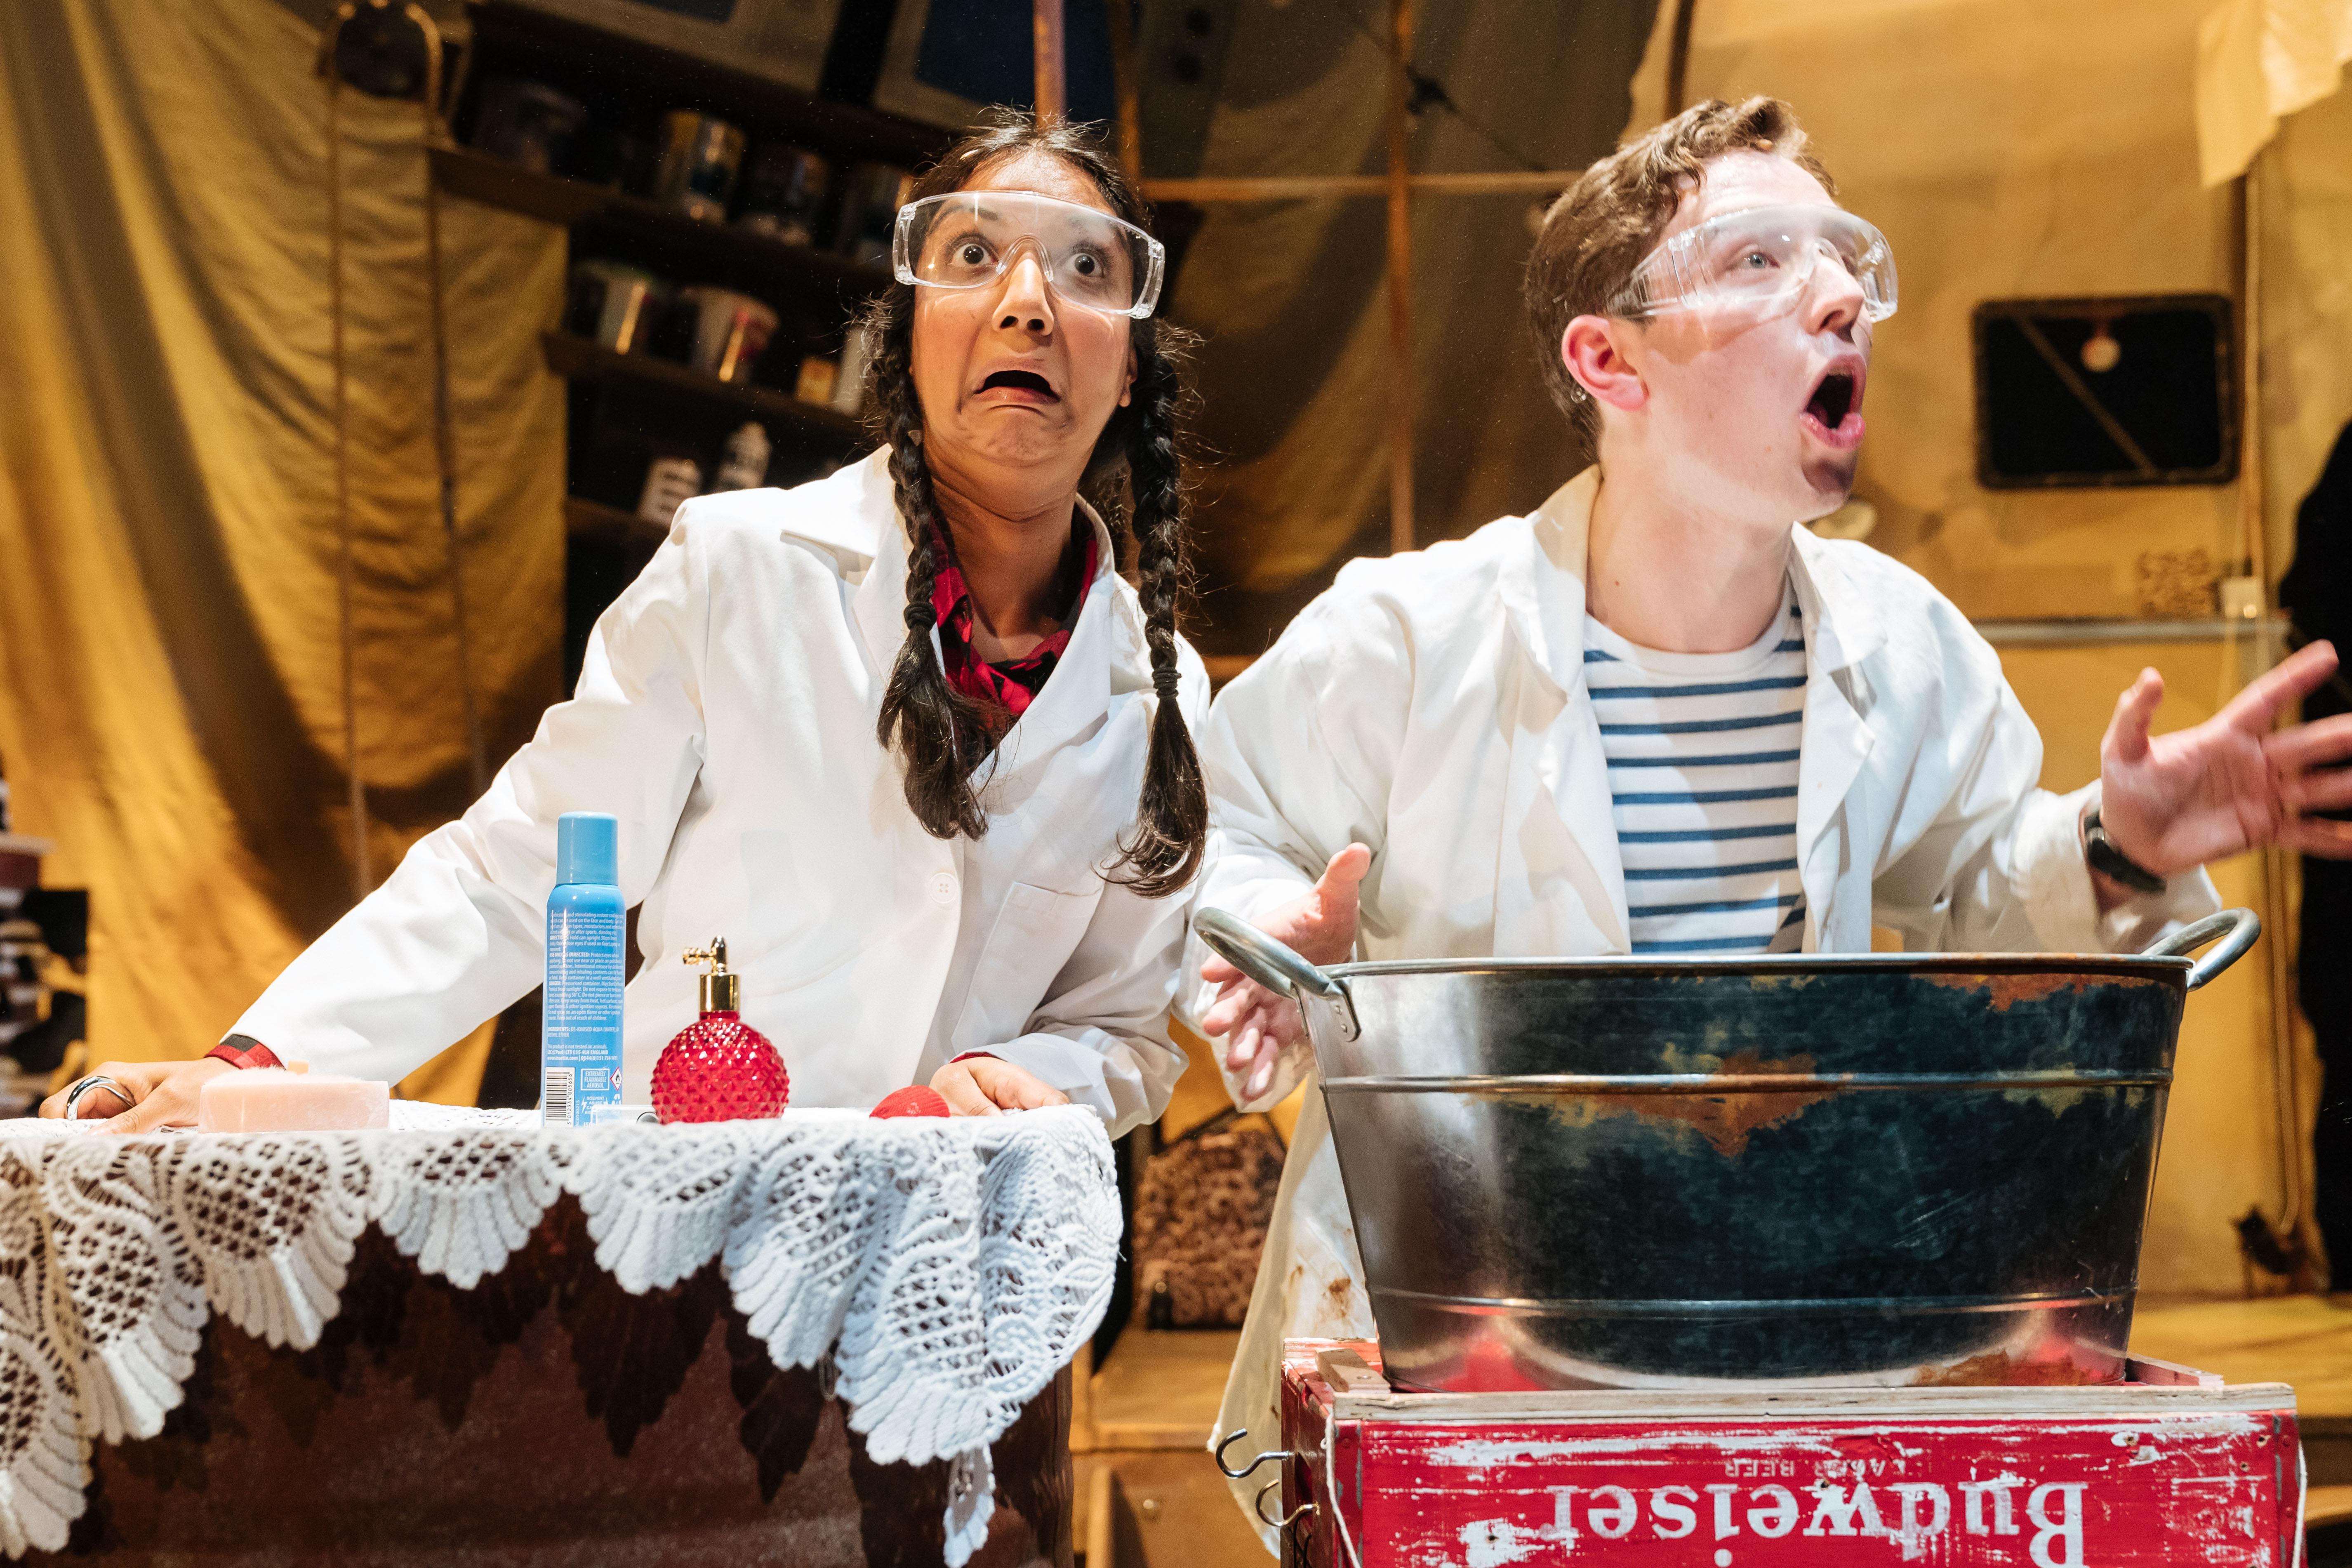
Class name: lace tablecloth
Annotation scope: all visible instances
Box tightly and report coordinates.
[0,1103,1121,1564]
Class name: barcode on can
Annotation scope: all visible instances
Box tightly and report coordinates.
[543,1068,573,1127]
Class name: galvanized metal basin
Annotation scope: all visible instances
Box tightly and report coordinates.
[1195,909,2259,1393]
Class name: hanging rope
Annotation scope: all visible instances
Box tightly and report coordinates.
[322,5,371,903]
[318,0,490,905]
[414,19,490,798]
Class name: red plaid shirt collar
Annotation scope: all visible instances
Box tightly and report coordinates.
[928,523,1100,721]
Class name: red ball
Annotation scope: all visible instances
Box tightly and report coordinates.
[870,1086,951,1119]
[651,1011,789,1124]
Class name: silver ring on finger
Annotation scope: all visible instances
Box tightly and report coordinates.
[63,1075,132,1119]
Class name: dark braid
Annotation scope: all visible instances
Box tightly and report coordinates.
[857,108,1208,895]
[871,329,996,838]
[1102,318,1206,896]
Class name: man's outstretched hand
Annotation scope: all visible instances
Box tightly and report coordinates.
[2100,639,2352,876]
[1199,844,1371,1102]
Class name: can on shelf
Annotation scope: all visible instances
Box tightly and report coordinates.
[652,112,747,224]
[566,260,669,355]
[735,146,831,247]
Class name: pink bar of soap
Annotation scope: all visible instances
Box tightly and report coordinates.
[197,1069,390,1132]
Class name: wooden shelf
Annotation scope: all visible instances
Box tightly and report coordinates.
[1971,615,2289,647]
[468,1,954,174]
[563,496,665,548]
[433,144,894,308]
[539,331,869,449]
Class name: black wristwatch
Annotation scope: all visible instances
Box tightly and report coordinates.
[2084,807,2166,895]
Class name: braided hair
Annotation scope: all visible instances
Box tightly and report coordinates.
[862,111,1206,897]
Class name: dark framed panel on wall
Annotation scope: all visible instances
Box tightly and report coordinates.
[1972,293,2238,490]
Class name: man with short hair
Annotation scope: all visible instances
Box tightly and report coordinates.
[1192,97,2352,1545]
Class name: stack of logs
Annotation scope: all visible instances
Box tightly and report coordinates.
[1130,1125,1284,1327]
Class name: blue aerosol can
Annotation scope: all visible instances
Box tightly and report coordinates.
[542,812,625,1127]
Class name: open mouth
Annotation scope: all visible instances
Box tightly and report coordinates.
[1800,367,1865,449]
[1808,371,1855,427]
[979,369,1058,400]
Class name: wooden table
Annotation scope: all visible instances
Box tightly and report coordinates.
[25,1197,1074,1568]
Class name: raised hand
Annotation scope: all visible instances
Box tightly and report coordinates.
[1199,843,1372,1101]
[2099,640,2352,875]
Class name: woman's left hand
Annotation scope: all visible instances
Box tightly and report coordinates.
[930,1055,1069,1115]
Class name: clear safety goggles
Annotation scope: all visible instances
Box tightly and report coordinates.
[893,190,1166,319]
[1607,203,1898,324]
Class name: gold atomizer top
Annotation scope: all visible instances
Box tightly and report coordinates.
[683,937,739,1012]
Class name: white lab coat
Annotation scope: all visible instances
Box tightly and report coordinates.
[233,450,1205,1133]
[1185,467,2219,1549]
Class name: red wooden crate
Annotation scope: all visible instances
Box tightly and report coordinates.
[1274,1339,2303,1567]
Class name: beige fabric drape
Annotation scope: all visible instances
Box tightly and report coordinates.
[0,0,566,1095]
[1163,1,1658,644]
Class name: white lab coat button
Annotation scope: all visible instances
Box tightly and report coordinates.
[927,871,960,906]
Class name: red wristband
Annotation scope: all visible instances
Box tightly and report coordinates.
[206,1036,285,1071]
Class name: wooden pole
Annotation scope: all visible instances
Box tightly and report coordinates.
[1102,0,1142,186]
[1034,0,1067,126]
[1665,0,1699,116]
[2237,157,2305,1245]
[1384,0,1415,555]
[1141,170,1586,201]
[2239,163,2267,593]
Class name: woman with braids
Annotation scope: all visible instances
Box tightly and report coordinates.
[49,111,1210,1133]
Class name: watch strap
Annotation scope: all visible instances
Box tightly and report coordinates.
[206,1035,286,1071]
[2084,808,2167,895]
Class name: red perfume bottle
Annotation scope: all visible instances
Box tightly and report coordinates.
[652,938,789,1123]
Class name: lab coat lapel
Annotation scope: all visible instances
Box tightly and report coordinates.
[1788,526,1883,953]
[848,452,914,683]
[1491,469,1631,956]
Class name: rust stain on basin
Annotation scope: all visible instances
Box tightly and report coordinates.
[1540,1050,1843,1159]
[1915,970,2159,1012]
[1740,973,1817,991]
[1910,1350,2115,1387]
[1637,1050,1843,1158]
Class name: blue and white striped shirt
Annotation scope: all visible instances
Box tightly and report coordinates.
[1584,588,1808,956]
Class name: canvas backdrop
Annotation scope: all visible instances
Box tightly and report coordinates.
[0,0,566,1099]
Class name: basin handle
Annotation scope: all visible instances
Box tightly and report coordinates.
[2143,907,2261,991]
[1215,1427,1295,1479]
[1196,909,1346,1003]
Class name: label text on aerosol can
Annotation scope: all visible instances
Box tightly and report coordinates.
[542,906,624,1127]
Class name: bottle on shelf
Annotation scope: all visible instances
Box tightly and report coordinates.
[793,357,839,407]
[652,112,746,224]
[638,457,702,526]
[711,422,771,492]
[735,146,831,247]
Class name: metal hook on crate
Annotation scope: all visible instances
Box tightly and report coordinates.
[1255,1477,1315,1529]
[1215,1428,1294,1480]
